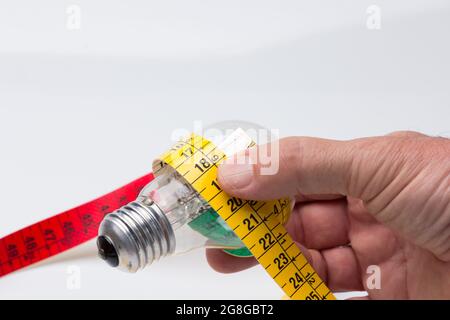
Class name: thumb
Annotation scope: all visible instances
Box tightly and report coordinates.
[218,135,382,201]
[217,133,450,260]
[218,133,436,202]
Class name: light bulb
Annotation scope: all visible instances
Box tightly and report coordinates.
[97,121,276,272]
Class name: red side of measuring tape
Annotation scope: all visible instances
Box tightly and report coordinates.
[0,174,153,278]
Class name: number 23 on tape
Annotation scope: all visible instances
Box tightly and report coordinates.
[157,133,335,300]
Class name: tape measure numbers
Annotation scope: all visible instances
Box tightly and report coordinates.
[0,174,153,278]
[154,133,335,300]
[0,131,336,300]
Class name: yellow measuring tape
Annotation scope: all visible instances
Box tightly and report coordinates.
[154,133,335,300]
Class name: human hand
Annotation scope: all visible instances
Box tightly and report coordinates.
[206,131,450,299]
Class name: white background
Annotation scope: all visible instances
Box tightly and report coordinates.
[0,0,449,299]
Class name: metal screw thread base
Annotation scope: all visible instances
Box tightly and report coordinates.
[99,200,176,272]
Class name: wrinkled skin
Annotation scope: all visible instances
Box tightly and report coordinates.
[206,131,450,299]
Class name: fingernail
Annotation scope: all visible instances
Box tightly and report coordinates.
[219,161,255,189]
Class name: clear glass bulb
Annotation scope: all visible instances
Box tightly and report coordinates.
[97,121,275,272]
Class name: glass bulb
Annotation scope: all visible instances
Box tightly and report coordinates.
[97,121,276,272]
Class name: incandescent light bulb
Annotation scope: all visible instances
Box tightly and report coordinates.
[97,121,278,273]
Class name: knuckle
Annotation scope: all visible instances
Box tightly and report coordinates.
[279,136,304,170]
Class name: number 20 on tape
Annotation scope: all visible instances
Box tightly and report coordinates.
[157,134,335,300]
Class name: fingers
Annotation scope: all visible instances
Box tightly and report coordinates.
[206,245,363,292]
[305,246,364,292]
[320,247,364,292]
[206,249,257,274]
[207,200,361,292]
[207,199,359,292]
[208,199,350,273]
[286,201,362,292]
[286,199,350,250]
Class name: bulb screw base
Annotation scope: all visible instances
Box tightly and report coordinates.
[98,200,176,272]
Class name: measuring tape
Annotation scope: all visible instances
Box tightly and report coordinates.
[154,133,335,300]
[0,131,335,300]
[0,174,153,278]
